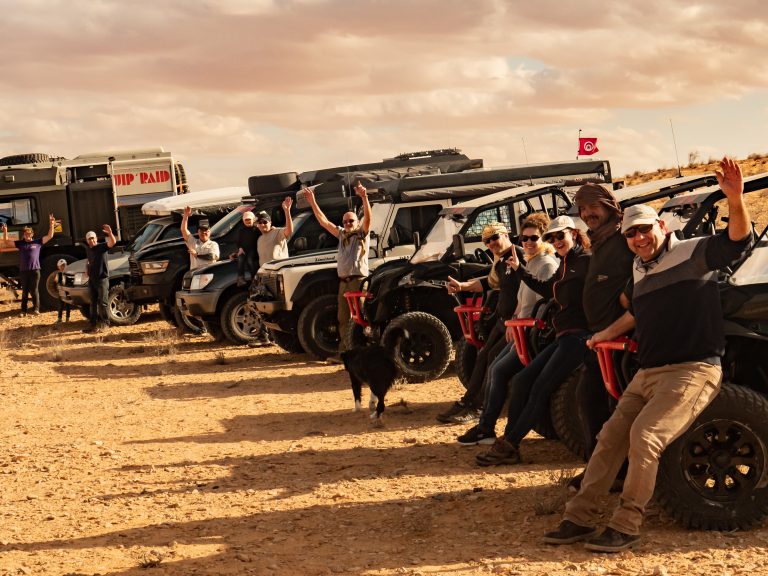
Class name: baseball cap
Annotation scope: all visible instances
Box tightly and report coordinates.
[85,231,97,240]
[545,215,576,235]
[621,205,659,233]
[256,211,271,222]
[57,258,67,267]
[242,211,256,222]
[481,222,508,241]
[197,219,211,231]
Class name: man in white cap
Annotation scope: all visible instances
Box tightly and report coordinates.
[235,210,259,287]
[83,225,116,333]
[544,157,753,552]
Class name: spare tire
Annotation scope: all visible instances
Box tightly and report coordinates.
[0,153,51,166]
[174,162,189,194]
[248,172,299,196]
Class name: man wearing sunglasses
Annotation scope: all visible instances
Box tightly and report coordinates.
[438,223,524,425]
[545,157,752,552]
[303,182,371,362]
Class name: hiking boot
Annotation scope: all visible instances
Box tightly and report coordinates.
[543,520,598,545]
[436,402,467,423]
[584,527,640,553]
[475,437,521,466]
[457,425,496,446]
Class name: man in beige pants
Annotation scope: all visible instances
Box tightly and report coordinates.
[543,157,753,552]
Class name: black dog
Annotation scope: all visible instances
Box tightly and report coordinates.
[341,345,398,422]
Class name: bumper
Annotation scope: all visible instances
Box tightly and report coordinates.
[253,300,290,315]
[126,284,165,304]
[60,284,91,306]
[176,289,220,319]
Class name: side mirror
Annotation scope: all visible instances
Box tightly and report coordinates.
[452,234,465,260]
[413,231,421,250]
[293,236,307,251]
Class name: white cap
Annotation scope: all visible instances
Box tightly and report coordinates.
[621,204,659,233]
[57,258,67,267]
[545,215,576,236]
[85,231,97,240]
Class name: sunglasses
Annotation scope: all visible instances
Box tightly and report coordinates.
[256,220,269,225]
[623,223,655,239]
[519,234,540,243]
[483,233,501,245]
[343,219,357,225]
[543,230,568,243]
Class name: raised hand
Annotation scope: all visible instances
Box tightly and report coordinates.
[354,181,367,199]
[184,205,192,218]
[715,157,743,201]
[506,247,519,271]
[302,187,316,205]
[102,224,113,236]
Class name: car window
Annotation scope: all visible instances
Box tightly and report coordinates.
[390,204,442,246]
[730,230,768,286]
[159,226,184,242]
[0,197,36,226]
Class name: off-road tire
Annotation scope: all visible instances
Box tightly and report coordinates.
[174,162,189,194]
[221,291,262,344]
[655,383,768,531]
[159,301,178,326]
[454,338,477,389]
[0,153,50,166]
[272,330,305,354]
[40,254,76,311]
[249,172,299,195]
[550,369,587,460]
[297,294,340,360]
[382,311,453,382]
[106,283,142,326]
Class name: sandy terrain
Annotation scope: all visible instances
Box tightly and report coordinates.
[1,301,767,576]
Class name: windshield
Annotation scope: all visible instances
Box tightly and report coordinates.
[730,227,768,286]
[127,222,164,252]
[210,204,256,236]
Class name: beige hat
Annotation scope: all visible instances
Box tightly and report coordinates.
[621,204,659,233]
[481,222,508,241]
[85,231,97,240]
[545,215,576,236]
[242,211,256,222]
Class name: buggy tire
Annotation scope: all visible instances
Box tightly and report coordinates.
[454,338,477,389]
[550,368,587,460]
[106,283,142,326]
[174,162,189,194]
[272,330,305,354]
[297,294,340,360]
[343,320,370,350]
[40,254,76,311]
[248,172,299,196]
[0,153,50,166]
[382,311,453,383]
[655,383,768,531]
[220,291,261,344]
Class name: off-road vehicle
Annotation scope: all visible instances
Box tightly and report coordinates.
[0,148,187,309]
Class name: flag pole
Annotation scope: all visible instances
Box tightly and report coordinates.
[669,118,682,177]
[577,129,582,160]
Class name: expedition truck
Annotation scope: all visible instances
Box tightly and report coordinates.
[59,186,246,325]
[0,148,187,310]
[172,149,487,344]
[251,159,613,359]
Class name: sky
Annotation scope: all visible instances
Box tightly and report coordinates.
[1,0,767,190]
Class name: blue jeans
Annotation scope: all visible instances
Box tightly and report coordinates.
[478,343,525,434]
[503,331,589,445]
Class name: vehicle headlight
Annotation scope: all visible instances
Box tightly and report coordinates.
[276,275,285,298]
[190,273,214,290]
[140,260,169,274]
[398,272,415,287]
[72,272,87,286]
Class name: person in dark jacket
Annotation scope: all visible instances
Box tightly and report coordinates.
[476,215,591,466]
[437,223,525,424]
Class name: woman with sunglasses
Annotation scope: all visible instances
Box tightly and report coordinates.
[457,212,558,444]
[476,215,591,466]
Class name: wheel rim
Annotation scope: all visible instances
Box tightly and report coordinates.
[681,418,766,503]
[233,301,261,339]
[397,330,437,368]
[312,305,339,351]
[109,288,136,320]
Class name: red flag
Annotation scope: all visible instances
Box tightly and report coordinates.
[578,137,599,156]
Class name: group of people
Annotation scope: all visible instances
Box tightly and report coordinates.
[432,157,751,553]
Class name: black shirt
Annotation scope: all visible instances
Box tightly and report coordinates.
[86,242,110,280]
[237,226,259,256]
[583,229,634,332]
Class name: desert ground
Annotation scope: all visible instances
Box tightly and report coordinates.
[3,158,768,576]
[1,301,767,576]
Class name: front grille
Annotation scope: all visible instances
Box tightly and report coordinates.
[129,256,141,284]
[64,273,76,288]
[257,273,279,298]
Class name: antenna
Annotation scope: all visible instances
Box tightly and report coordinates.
[521,137,529,164]
[670,118,682,177]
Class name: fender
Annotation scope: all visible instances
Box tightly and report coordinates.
[292,268,340,303]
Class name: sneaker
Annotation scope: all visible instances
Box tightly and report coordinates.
[448,406,481,424]
[457,425,496,446]
[31,309,40,315]
[436,402,467,423]
[584,527,640,553]
[475,437,521,466]
[543,520,598,545]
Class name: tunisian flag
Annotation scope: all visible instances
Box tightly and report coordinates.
[578,137,599,156]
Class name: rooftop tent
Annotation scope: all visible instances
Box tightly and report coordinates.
[141,186,248,216]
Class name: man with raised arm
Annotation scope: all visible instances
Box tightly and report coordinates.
[543,157,753,553]
[303,183,371,362]
[83,224,116,333]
